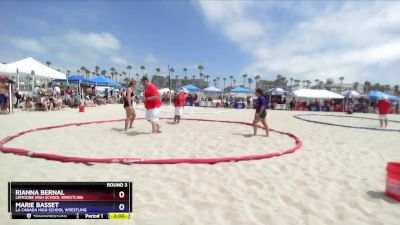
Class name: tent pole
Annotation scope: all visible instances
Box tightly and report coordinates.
[9,82,12,115]
[343,98,346,112]
[16,69,20,90]
[31,72,35,96]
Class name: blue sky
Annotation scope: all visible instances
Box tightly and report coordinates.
[1,1,400,85]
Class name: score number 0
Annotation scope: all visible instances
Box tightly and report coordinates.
[118,191,125,211]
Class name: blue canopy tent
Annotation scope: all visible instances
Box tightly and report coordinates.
[177,85,200,106]
[230,86,251,93]
[53,75,95,84]
[89,76,122,88]
[53,75,96,102]
[202,86,222,93]
[179,84,200,92]
[368,91,399,101]
[229,87,251,109]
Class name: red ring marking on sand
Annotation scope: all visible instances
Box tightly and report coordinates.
[0,118,303,164]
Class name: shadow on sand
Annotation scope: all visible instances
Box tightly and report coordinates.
[110,128,125,132]
[126,131,148,136]
[232,133,254,138]
[367,191,400,204]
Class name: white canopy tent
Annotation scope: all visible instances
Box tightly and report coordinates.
[0,63,17,74]
[293,89,344,99]
[266,87,287,95]
[158,88,174,94]
[341,90,361,98]
[202,86,222,93]
[5,57,66,79]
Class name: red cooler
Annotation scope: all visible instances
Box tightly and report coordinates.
[385,162,400,201]
[79,105,85,112]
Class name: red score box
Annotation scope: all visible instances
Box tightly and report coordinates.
[385,162,400,201]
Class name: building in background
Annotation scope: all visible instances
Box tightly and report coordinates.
[151,75,209,90]
[256,80,275,92]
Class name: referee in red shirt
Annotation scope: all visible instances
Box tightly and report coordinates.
[377,96,392,128]
[141,77,162,133]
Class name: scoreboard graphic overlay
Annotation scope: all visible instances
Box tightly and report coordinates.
[8,182,132,219]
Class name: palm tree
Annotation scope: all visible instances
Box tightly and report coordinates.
[85,69,91,78]
[183,67,188,78]
[101,70,107,76]
[318,81,324,89]
[294,79,300,89]
[326,78,334,91]
[197,65,204,76]
[46,61,52,67]
[140,65,145,76]
[290,77,294,89]
[242,74,248,87]
[76,69,80,75]
[94,66,100,76]
[109,67,116,80]
[213,79,217,87]
[364,81,371,93]
[229,75,234,87]
[169,68,175,83]
[223,77,227,91]
[119,72,125,83]
[155,67,160,76]
[91,71,96,77]
[394,85,399,96]
[339,76,344,92]
[306,80,312,89]
[216,77,220,88]
[353,82,359,91]
[135,73,139,87]
[200,73,204,80]
[192,75,196,85]
[66,70,71,76]
[127,65,132,80]
[175,75,179,87]
[80,66,86,77]
[314,79,319,89]
[248,78,253,90]
[233,79,236,87]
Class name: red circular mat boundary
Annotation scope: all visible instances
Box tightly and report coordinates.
[0,118,303,164]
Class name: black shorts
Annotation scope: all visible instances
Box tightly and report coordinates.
[123,100,133,108]
[257,109,267,118]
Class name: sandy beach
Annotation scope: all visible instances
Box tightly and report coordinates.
[0,104,399,225]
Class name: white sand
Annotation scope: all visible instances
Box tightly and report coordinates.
[0,105,399,225]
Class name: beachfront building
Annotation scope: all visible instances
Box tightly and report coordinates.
[152,75,209,90]
[326,83,364,94]
[256,80,275,91]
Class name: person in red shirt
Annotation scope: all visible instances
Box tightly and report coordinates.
[141,76,162,133]
[376,96,392,128]
[174,89,187,124]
